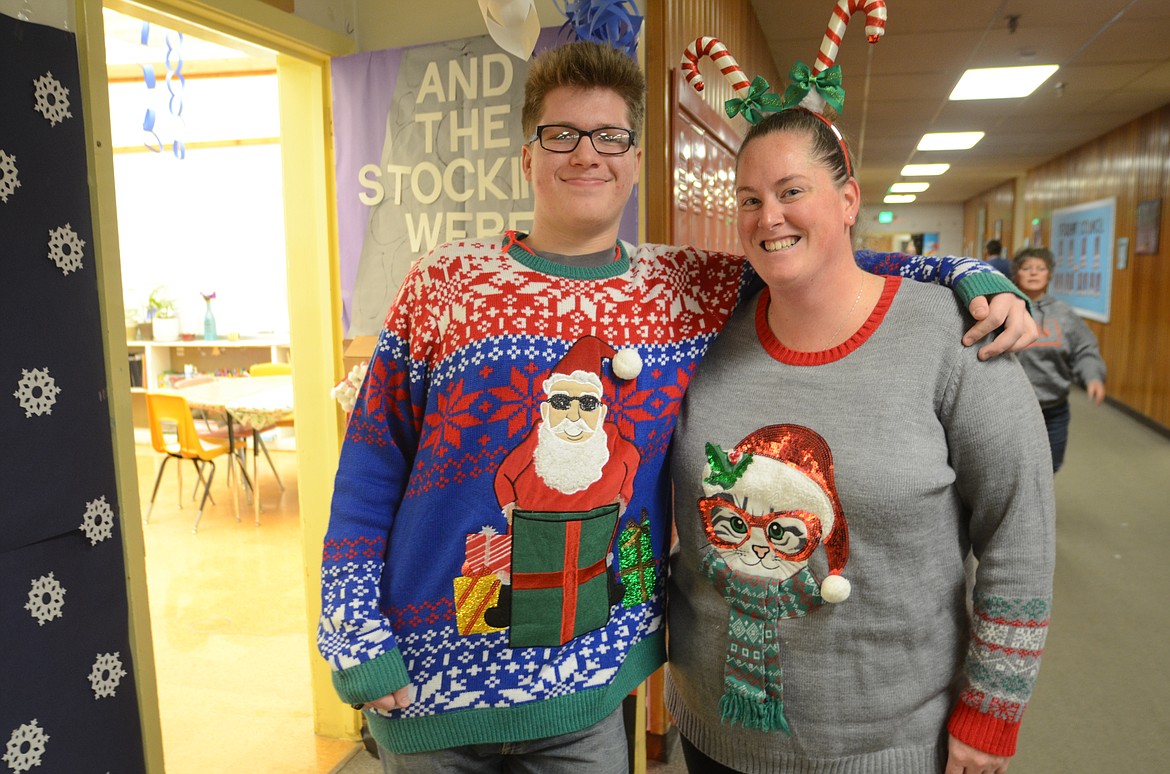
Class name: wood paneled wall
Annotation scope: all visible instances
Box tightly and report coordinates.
[963,180,1015,258]
[644,0,780,244]
[967,105,1170,430]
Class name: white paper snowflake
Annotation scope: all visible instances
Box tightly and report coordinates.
[88,652,128,699]
[13,368,61,417]
[33,71,72,126]
[47,223,85,275]
[0,148,19,203]
[80,496,115,545]
[25,573,66,626]
[3,720,49,773]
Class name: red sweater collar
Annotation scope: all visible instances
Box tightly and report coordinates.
[754,275,901,365]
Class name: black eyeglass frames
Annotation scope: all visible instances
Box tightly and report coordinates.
[547,393,602,412]
[528,124,636,155]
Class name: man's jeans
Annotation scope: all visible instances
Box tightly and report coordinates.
[377,704,628,774]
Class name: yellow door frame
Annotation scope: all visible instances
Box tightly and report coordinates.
[75,1,356,769]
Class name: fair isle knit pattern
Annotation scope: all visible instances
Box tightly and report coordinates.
[318,233,1014,754]
[319,234,748,753]
[949,592,1051,755]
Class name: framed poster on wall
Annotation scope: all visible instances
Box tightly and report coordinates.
[1136,198,1161,255]
[1050,197,1116,322]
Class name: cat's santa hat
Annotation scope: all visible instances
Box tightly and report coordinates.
[723,424,851,603]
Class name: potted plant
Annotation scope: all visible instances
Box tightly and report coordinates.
[148,286,181,341]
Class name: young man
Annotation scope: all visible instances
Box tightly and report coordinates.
[985,238,1011,275]
[318,41,1035,772]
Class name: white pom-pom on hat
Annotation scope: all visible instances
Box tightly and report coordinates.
[820,573,851,604]
[612,347,642,380]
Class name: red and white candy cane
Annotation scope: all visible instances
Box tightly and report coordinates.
[680,36,751,96]
[814,0,887,73]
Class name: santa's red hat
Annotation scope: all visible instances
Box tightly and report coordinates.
[548,335,642,387]
[726,424,851,603]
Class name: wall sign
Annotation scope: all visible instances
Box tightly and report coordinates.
[1135,198,1161,256]
[331,30,639,338]
[1049,197,1116,323]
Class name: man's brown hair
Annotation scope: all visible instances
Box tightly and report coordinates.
[522,41,646,140]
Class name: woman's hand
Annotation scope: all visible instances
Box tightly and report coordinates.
[963,294,1039,359]
[945,734,1010,774]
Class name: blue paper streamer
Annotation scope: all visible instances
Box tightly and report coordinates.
[165,31,187,158]
[139,22,186,159]
[140,63,161,152]
[553,0,643,57]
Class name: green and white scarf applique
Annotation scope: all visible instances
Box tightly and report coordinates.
[701,549,825,733]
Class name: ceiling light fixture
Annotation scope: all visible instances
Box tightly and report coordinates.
[889,182,930,193]
[917,132,985,151]
[901,164,950,176]
[949,65,1059,100]
[884,194,917,204]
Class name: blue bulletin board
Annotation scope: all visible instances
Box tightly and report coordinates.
[1049,197,1115,323]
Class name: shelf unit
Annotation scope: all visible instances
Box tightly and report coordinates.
[127,337,291,392]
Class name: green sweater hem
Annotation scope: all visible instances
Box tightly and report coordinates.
[332,647,410,705]
[367,628,666,754]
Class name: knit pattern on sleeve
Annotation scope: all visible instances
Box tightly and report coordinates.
[948,592,1052,757]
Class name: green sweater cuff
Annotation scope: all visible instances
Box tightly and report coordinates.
[331,647,411,705]
[955,272,1033,314]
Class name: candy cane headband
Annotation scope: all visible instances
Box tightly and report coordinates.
[787,0,887,115]
[680,37,853,179]
[680,37,783,125]
[815,0,887,74]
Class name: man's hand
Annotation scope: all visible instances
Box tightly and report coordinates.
[358,685,412,712]
[945,734,1010,774]
[964,294,1039,359]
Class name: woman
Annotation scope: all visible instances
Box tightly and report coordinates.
[1012,246,1106,471]
[665,108,1056,774]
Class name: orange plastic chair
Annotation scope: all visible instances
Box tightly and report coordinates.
[144,392,238,532]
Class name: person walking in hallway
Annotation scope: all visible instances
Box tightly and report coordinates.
[1012,247,1106,471]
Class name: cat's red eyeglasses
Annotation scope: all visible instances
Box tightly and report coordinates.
[697,496,822,562]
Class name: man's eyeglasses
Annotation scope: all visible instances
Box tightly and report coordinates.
[547,393,602,412]
[529,125,636,155]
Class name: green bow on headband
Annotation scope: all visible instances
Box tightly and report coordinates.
[781,62,846,114]
[724,75,784,125]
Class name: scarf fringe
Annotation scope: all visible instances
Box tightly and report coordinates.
[719,693,790,734]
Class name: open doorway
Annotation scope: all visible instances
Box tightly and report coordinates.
[102,7,352,771]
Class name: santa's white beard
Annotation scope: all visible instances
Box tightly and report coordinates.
[533,418,611,495]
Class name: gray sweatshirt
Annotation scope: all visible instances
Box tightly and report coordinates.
[1016,292,1106,405]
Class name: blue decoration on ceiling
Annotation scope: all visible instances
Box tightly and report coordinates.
[553,0,643,57]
